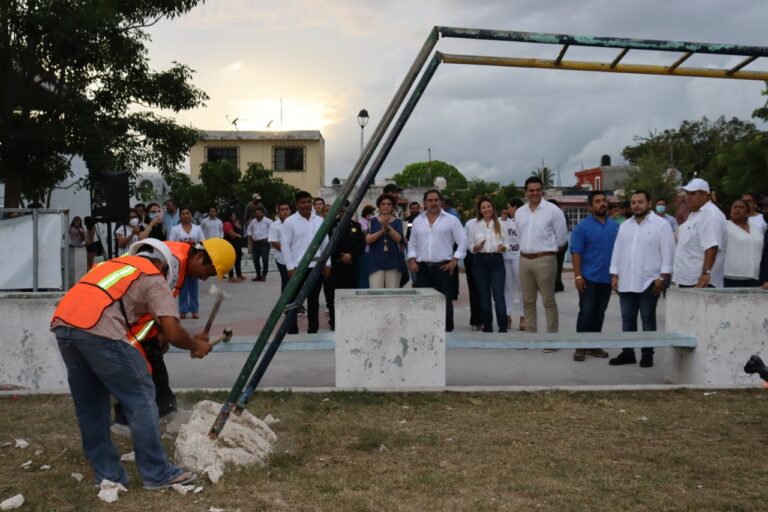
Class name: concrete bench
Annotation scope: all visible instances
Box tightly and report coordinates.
[197,331,696,353]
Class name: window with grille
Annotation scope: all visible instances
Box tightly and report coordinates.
[273,147,305,171]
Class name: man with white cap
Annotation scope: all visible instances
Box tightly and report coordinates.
[673,178,727,288]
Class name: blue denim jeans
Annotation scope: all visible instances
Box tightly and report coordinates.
[576,279,612,333]
[618,283,660,356]
[472,253,508,332]
[55,327,184,487]
[179,276,199,314]
[253,241,270,277]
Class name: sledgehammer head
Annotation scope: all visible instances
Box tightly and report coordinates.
[209,283,230,300]
[210,328,233,347]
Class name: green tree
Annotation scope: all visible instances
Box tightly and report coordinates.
[445,179,520,221]
[168,160,299,215]
[621,153,680,206]
[393,160,468,190]
[0,0,207,208]
[530,166,555,188]
[715,135,768,200]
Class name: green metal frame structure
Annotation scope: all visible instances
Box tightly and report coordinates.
[209,27,768,437]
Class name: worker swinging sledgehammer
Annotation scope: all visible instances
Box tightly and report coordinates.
[50,237,235,490]
[110,238,233,435]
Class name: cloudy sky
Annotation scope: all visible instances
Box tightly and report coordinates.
[147,0,768,187]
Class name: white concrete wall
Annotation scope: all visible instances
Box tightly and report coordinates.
[665,288,768,386]
[0,293,68,391]
[335,288,445,388]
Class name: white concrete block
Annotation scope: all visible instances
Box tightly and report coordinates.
[664,287,768,386]
[335,288,445,388]
[0,293,68,391]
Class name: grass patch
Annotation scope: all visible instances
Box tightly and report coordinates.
[1,390,768,511]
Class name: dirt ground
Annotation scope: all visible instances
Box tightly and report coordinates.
[2,389,767,511]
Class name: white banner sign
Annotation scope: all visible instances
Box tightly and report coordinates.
[0,214,63,290]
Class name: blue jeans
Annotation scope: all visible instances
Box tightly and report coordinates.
[179,276,198,314]
[55,327,184,487]
[472,253,508,332]
[253,241,270,277]
[576,279,612,333]
[618,283,660,356]
[415,262,454,332]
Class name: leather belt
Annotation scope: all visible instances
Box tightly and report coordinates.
[421,260,450,267]
[521,251,555,259]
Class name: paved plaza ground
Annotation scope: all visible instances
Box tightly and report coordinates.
[166,258,671,390]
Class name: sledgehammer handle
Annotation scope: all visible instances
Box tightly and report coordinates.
[203,296,223,335]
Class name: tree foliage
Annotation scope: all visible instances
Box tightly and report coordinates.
[393,160,469,190]
[168,161,300,215]
[621,116,761,204]
[621,153,681,206]
[530,166,555,188]
[0,0,207,207]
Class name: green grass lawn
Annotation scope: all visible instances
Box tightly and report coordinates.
[2,389,768,511]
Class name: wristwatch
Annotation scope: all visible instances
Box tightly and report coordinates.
[702,269,712,275]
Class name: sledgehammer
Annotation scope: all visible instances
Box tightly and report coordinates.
[203,283,230,336]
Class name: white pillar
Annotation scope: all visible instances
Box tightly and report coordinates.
[335,288,446,388]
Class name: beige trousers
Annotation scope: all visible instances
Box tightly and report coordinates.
[519,255,558,333]
[369,269,401,289]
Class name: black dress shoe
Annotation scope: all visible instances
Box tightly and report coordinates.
[639,353,654,368]
[609,351,637,366]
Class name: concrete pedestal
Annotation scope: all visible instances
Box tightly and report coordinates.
[664,287,768,386]
[335,288,445,388]
[0,293,68,391]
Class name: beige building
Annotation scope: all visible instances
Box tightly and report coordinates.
[189,130,325,193]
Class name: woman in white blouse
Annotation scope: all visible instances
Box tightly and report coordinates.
[169,207,206,318]
[469,197,508,332]
[724,198,763,288]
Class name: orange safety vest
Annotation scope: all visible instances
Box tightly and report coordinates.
[128,241,191,343]
[51,255,164,372]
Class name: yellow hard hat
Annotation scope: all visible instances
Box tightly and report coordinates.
[201,238,236,279]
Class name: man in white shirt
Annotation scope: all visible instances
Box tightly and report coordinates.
[268,201,292,292]
[407,189,468,332]
[503,198,524,331]
[743,192,767,234]
[247,206,273,282]
[281,191,331,334]
[515,177,568,338]
[200,207,224,240]
[609,190,675,368]
[673,178,726,288]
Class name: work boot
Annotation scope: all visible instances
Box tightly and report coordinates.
[585,348,609,358]
[573,349,586,362]
[609,351,636,366]
[639,353,654,368]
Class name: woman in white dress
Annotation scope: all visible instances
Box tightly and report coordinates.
[724,198,763,288]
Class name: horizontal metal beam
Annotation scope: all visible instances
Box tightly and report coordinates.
[438,52,768,81]
[437,26,768,58]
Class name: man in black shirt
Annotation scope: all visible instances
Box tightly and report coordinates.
[327,201,366,330]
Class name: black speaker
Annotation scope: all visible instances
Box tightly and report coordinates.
[90,172,130,221]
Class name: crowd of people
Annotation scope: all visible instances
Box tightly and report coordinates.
[80,177,768,366]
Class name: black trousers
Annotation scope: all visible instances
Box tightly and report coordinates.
[415,263,455,332]
[328,261,360,329]
[114,337,176,425]
[464,252,482,326]
[288,269,323,334]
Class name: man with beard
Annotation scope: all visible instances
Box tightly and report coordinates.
[609,190,675,368]
[570,191,619,362]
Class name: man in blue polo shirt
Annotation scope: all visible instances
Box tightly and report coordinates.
[570,190,619,362]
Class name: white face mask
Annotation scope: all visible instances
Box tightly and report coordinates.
[129,218,139,227]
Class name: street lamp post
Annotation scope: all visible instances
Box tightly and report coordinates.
[357,109,369,154]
